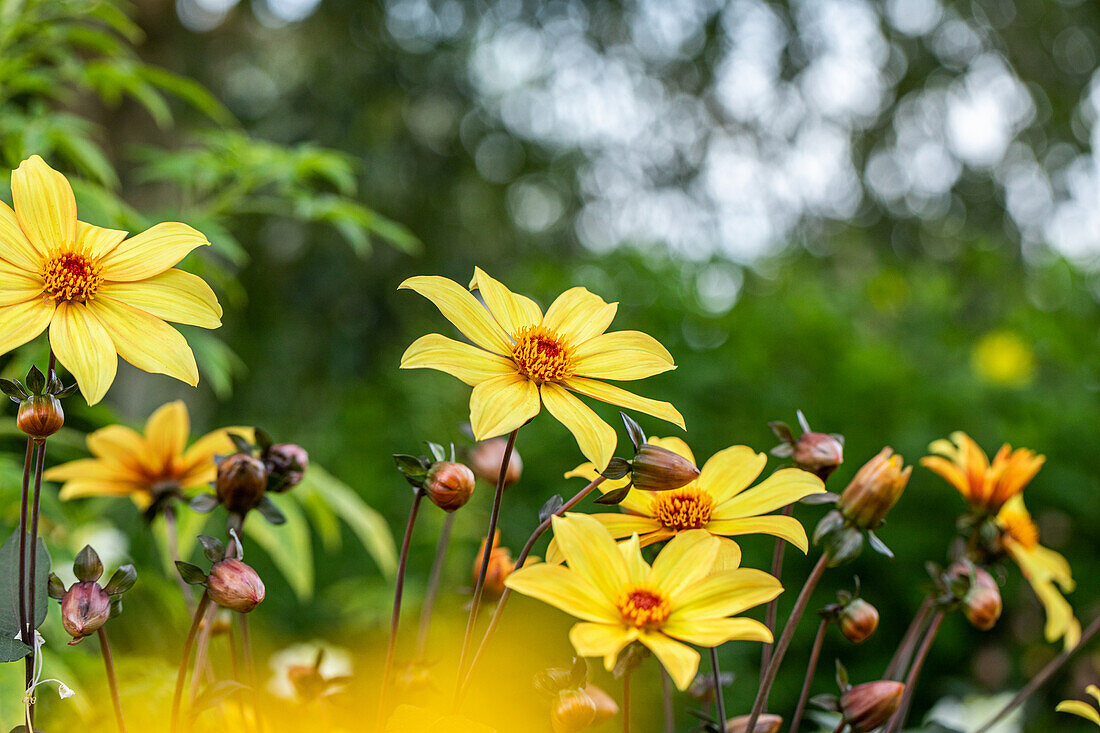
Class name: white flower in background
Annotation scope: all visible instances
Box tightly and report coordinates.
[926,692,1022,733]
[267,641,352,701]
[64,525,129,583]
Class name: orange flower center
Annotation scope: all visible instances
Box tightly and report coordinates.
[511,326,574,383]
[652,486,714,531]
[615,584,671,628]
[1001,510,1039,551]
[42,253,102,302]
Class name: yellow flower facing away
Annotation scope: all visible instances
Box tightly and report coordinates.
[559,437,825,556]
[399,268,683,470]
[996,495,1080,650]
[921,431,1044,515]
[1057,685,1100,727]
[44,401,248,510]
[0,155,221,405]
[971,330,1036,388]
[505,513,782,690]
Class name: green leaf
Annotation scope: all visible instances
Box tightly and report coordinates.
[299,465,396,578]
[0,531,50,641]
[103,564,137,596]
[244,493,313,600]
[176,562,207,586]
[197,535,225,564]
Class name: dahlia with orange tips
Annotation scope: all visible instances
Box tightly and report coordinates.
[505,513,781,690]
[921,431,1044,514]
[399,268,683,470]
[0,156,220,405]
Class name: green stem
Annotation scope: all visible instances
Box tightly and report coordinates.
[164,505,196,613]
[885,610,944,733]
[17,437,32,707]
[884,596,932,681]
[790,618,828,733]
[710,646,727,730]
[416,511,455,658]
[98,627,127,733]
[761,504,794,672]
[238,613,264,733]
[171,592,212,733]
[623,667,632,733]
[660,667,674,733]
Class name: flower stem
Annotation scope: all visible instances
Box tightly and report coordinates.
[172,591,212,733]
[884,595,932,681]
[660,668,674,733]
[710,646,727,729]
[416,511,456,658]
[164,505,196,613]
[377,486,424,726]
[239,613,264,733]
[975,613,1100,732]
[17,437,33,711]
[458,475,605,696]
[885,609,944,733]
[832,721,847,733]
[453,428,517,702]
[761,504,794,672]
[190,612,216,702]
[98,627,127,733]
[745,552,829,732]
[790,618,828,733]
[623,667,633,733]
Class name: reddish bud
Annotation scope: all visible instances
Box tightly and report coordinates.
[216,453,268,514]
[207,558,265,613]
[61,581,110,642]
[473,532,516,597]
[837,448,911,529]
[841,681,904,731]
[425,461,476,512]
[724,714,783,733]
[631,444,700,492]
[960,566,1002,631]
[264,443,309,491]
[469,438,523,488]
[838,598,879,644]
[17,395,64,440]
[793,432,844,479]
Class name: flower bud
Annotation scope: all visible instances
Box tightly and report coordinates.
[473,532,515,596]
[424,461,476,512]
[631,444,700,492]
[961,566,1002,631]
[837,448,911,529]
[840,681,904,732]
[17,395,64,440]
[584,685,618,724]
[60,581,110,642]
[263,443,309,491]
[216,453,268,514]
[793,432,844,479]
[207,558,265,613]
[724,713,783,733]
[551,689,597,733]
[838,598,879,644]
[469,438,523,488]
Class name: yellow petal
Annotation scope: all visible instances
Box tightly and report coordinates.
[400,334,514,386]
[75,221,127,260]
[0,298,54,356]
[0,255,42,306]
[588,514,663,539]
[541,383,617,470]
[11,155,76,254]
[89,297,199,386]
[178,427,254,486]
[57,479,149,501]
[696,446,767,504]
[44,458,142,485]
[1056,700,1100,726]
[97,222,209,282]
[399,275,513,354]
[86,424,150,470]
[648,530,720,597]
[469,373,540,440]
[637,631,699,691]
[715,467,825,517]
[662,617,773,647]
[565,376,685,430]
[469,267,542,335]
[1087,685,1100,707]
[49,302,117,405]
[713,538,742,571]
[671,568,782,620]
[705,515,810,553]
[0,200,42,271]
[145,401,189,471]
[542,287,618,342]
[550,514,629,601]
[618,534,649,583]
[504,563,619,623]
[571,331,675,380]
[568,623,638,669]
[99,269,222,328]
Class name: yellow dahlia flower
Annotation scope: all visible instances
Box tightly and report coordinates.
[997,495,1080,650]
[1057,686,1100,727]
[0,156,220,404]
[505,513,781,690]
[44,401,246,510]
[560,437,824,554]
[921,431,1044,514]
[399,268,683,470]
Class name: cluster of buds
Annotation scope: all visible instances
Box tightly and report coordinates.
[48,546,136,644]
[939,561,1003,631]
[770,410,845,481]
[472,531,524,596]
[813,662,904,732]
[596,414,700,505]
[813,448,911,566]
[191,429,308,527]
[2,366,77,442]
[395,441,476,512]
[535,658,618,733]
[468,436,523,488]
[177,534,265,613]
[820,581,880,644]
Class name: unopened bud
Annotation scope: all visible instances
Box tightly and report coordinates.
[207,558,265,613]
[631,444,700,492]
[840,680,904,732]
[61,581,110,642]
[216,453,268,514]
[838,598,879,644]
[469,438,523,488]
[724,713,783,733]
[425,461,476,512]
[263,443,309,491]
[961,566,1002,631]
[837,448,911,529]
[474,532,515,596]
[551,689,597,733]
[17,395,64,440]
[793,432,844,479]
[584,685,618,724]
